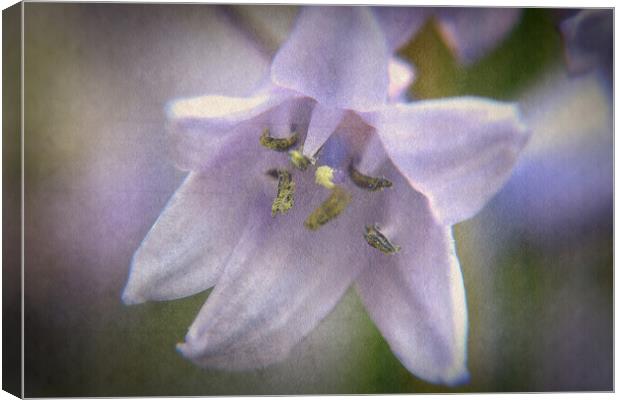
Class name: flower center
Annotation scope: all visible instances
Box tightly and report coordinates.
[259,127,400,255]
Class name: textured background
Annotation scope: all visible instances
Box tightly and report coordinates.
[21,4,612,395]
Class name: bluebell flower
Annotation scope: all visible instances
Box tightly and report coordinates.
[123,6,529,385]
[372,6,522,64]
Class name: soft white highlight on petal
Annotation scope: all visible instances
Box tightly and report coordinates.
[167,85,297,123]
[168,93,272,120]
[356,168,468,385]
[271,6,389,111]
[436,8,522,65]
[177,169,376,369]
[303,103,345,157]
[388,57,415,102]
[122,172,253,304]
[168,92,311,171]
[365,97,530,225]
[371,6,429,51]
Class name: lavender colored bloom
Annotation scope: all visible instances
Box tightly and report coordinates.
[122,6,529,386]
[372,6,522,64]
[489,69,612,246]
[560,9,612,77]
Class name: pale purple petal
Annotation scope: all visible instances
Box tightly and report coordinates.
[355,165,468,385]
[315,111,374,171]
[122,171,255,304]
[356,130,389,175]
[436,8,521,65]
[177,166,378,369]
[491,69,612,244]
[123,89,319,304]
[167,90,311,171]
[371,6,429,51]
[560,9,612,75]
[363,97,530,225]
[388,57,415,102]
[303,103,345,157]
[271,6,389,111]
[231,6,299,51]
[494,140,612,244]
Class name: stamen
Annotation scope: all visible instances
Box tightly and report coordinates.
[260,128,299,152]
[315,166,336,189]
[271,169,295,217]
[348,163,393,191]
[363,224,401,254]
[304,186,351,231]
[289,149,315,171]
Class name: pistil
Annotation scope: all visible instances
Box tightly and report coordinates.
[314,166,336,189]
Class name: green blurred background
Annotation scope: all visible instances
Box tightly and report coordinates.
[19,4,612,395]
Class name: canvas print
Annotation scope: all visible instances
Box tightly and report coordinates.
[3,3,613,396]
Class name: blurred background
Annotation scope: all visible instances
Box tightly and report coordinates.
[19,4,612,395]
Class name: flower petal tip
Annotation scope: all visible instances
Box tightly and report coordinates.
[443,368,471,387]
[176,340,205,364]
[120,252,154,305]
[121,286,146,305]
[176,341,189,356]
[176,328,217,364]
[510,102,532,140]
[418,366,470,387]
[176,338,232,369]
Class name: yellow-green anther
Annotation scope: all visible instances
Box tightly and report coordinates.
[260,128,299,152]
[315,165,336,189]
[289,150,314,171]
[363,224,401,254]
[348,163,393,191]
[304,186,351,230]
[271,169,295,216]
